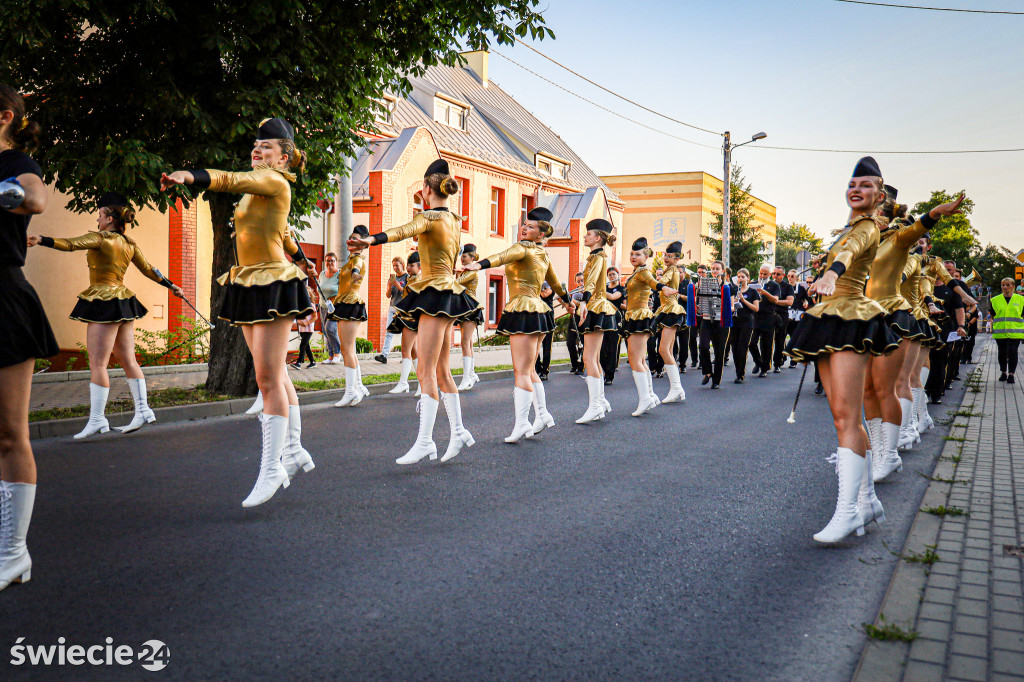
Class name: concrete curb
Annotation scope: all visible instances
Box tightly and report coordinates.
[851,350,981,681]
[30,366,565,440]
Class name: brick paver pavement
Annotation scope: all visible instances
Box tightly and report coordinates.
[855,336,1024,681]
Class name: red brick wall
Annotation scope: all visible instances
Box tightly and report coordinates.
[167,199,196,333]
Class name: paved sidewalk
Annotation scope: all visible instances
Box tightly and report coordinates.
[29,344,571,411]
[855,337,1024,681]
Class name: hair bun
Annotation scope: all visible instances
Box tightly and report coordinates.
[121,207,136,224]
[440,176,459,197]
[606,233,617,247]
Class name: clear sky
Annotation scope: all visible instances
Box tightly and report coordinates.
[486,0,1023,252]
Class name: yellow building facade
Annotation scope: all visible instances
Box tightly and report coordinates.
[600,172,776,267]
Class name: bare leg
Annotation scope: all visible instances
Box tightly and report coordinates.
[659,327,677,366]
[582,331,604,378]
[246,317,294,418]
[339,321,359,369]
[461,321,476,358]
[86,322,120,388]
[818,351,871,455]
[627,334,649,372]
[112,321,144,379]
[909,341,926,390]
[528,334,543,383]
[510,334,538,391]
[870,341,907,425]
[418,314,457,399]
[863,363,881,420]
[0,360,36,484]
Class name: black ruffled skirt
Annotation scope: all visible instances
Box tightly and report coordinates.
[70,296,147,324]
[886,309,928,342]
[0,266,59,369]
[329,302,368,322]
[395,285,479,322]
[785,313,900,362]
[920,318,945,349]
[620,316,655,338]
[457,305,485,325]
[578,311,619,334]
[387,313,417,334]
[496,310,554,336]
[654,311,686,331]
[218,278,313,326]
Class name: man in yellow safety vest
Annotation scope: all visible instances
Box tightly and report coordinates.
[991,277,1024,384]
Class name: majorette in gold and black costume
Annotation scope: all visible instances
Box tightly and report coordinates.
[328,224,368,322]
[478,208,569,336]
[901,251,940,348]
[189,118,313,326]
[577,218,619,333]
[386,250,420,334]
[865,184,933,344]
[368,160,480,324]
[915,252,955,349]
[620,237,666,337]
[653,240,686,331]
[455,243,485,326]
[786,157,900,362]
[37,193,177,323]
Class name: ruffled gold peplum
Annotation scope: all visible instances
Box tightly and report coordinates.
[216,261,308,288]
[406,274,465,296]
[654,302,685,316]
[76,284,137,301]
[624,308,654,321]
[503,295,553,314]
[585,297,618,316]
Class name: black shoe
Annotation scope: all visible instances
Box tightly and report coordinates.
[604,378,613,386]
[702,375,711,385]
[374,354,388,364]
[789,362,798,369]
[724,360,730,366]
[773,367,781,373]
[306,362,316,369]
[711,382,720,389]
[758,372,768,378]
[734,377,744,384]
[999,372,1007,382]
[290,362,301,369]
[1009,375,1016,384]
[691,360,698,368]
[540,373,549,381]
[814,384,824,395]
[679,366,686,374]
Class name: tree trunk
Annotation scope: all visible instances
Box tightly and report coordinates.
[204,193,258,397]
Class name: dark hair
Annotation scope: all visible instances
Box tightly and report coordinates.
[325,252,338,260]
[425,173,459,198]
[277,137,306,174]
[0,83,41,153]
[104,205,136,234]
[608,266,619,274]
[575,272,584,278]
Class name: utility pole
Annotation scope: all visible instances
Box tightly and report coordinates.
[722,131,732,271]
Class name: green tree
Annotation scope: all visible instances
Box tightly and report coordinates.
[774,222,824,273]
[975,244,1018,293]
[4,0,551,395]
[912,190,980,269]
[703,164,768,275]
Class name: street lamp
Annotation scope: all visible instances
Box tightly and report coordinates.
[721,131,767,271]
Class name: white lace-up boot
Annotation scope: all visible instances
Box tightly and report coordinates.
[663,364,685,403]
[281,405,315,480]
[531,381,555,435]
[914,387,933,431]
[414,359,422,397]
[0,482,35,591]
[646,368,660,406]
[390,358,413,394]
[865,418,882,461]
[335,366,359,407]
[245,390,264,415]
[598,377,611,416]
[632,371,657,417]
[116,377,156,433]
[242,414,290,507]
[458,357,477,391]
[874,421,903,482]
[576,376,605,424]
[397,396,438,464]
[898,398,917,448]
[440,392,474,462]
[357,366,370,397]
[505,387,536,443]
[858,451,886,527]
[814,448,867,543]
[74,383,110,439]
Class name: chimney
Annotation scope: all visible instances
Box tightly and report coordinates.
[461,50,489,88]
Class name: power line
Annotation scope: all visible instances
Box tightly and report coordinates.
[513,38,722,136]
[832,0,1024,14]
[492,51,720,150]
[753,144,1024,154]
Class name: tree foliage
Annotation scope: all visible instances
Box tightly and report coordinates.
[912,190,980,270]
[2,0,552,394]
[774,222,824,273]
[703,164,768,275]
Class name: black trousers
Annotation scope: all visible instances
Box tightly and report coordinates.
[296,331,315,364]
[648,334,663,373]
[946,339,963,383]
[699,323,730,385]
[689,318,701,365]
[730,326,753,379]
[996,338,1021,374]
[600,328,621,381]
[772,317,788,369]
[926,344,949,401]
[749,327,774,374]
[567,325,583,371]
[536,331,553,375]
[675,328,689,368]
[961,334,976,363]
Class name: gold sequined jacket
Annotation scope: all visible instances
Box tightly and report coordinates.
[805,215,887,321]
[581,248,617,316]
[49,231,163,301]
[332,254,365,305]
[655,264,685,316]
[624,265,660,321]
[380,210,465,295]
[866,218,930,314]
[481,240,568,313]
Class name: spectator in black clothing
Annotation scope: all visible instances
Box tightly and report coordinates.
[770,266,795,372]
[566,272,585,373]
[730,268,761,382]
[647,269,664,376]
[601,267,626,385]
[962,302,979,364]
[749,264,780,377]
[535,281,555,379]
[925,279,965,403]
[688,264,706,367]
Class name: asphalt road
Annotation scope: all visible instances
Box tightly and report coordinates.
[2,358,965,681]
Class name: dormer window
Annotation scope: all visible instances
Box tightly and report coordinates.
[535,153,570,181]
[374,95,397,125]
[434,96,469,131]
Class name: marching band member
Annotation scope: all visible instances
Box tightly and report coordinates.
[331,225,370,407]
[160,117,317,507]
[653,241,687,402]
[456,244,483,390]
[687,260,732,389]
[575,219,619,424]
[786,157,899,543]
[387,251,420,395]
[347,159,480,464]
[29,193,185,438]
[464,207,571,441]
[730,268,761,383]
[621,238,677,415]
